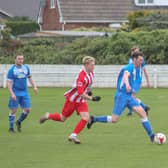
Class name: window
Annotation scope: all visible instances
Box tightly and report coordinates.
[137,0,153,4]
[148,0,154,3]
[40,0,46,7]
[138,0,145,4]
[136,0,154,5]
[50,0,55,9]
[135,0,168,6]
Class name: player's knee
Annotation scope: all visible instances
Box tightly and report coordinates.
[10,109,17,114]
[83,116,90,122]
[24,109,30,113]
[80,114,90,122]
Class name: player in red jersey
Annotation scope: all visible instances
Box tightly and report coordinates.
[39,56,101,144]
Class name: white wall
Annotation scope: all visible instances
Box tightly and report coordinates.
[1,64,168,88]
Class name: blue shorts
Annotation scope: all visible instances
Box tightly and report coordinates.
[8,95,31,109]
[112,92,140,116]
[133,82,141,94]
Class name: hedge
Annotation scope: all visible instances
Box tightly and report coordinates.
[6,21,40,36]
[0,30,168,64]
[128,10,168,31]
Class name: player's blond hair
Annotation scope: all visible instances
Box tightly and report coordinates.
[82,56,95,65]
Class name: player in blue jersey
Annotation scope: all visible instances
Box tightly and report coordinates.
[87,52,155,142]
[7,54,38,133]
[127,46,151,116]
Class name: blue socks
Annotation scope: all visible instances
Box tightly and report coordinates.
[9,111,28,130]
[141,118,154,139]
[9,113,15,129]
[18,111,28,123]
[93,116,112,123]
[92,116,154,140]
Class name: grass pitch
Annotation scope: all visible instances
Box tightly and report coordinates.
[0,88,168,168]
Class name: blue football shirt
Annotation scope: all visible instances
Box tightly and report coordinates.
[128,57,145,83]
[7,64,31,96]
[116,63,136,94]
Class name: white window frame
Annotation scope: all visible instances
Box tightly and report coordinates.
[135,0,168,6]
[135,0,154,6]
[50,0,55,9]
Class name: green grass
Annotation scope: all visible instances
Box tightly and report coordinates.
[0,88,168,168]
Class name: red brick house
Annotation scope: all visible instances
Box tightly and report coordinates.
[38,0,168,31]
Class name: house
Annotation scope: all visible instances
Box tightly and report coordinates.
[0,9,13,32]
[0,0,41,20]
[38,0,168,31]
[0,9,13,20]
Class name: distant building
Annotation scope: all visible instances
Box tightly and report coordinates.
[38,0,168,31]
[0,9,12,33]
[0,0,168,31]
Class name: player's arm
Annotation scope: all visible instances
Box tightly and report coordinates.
[28,76,38,94]
[7,69,16,100]
[80,92,93,101]
[79,92,101,101]
[76,76,100,101]
[143,68,151,88]
[123,71,131,92]
[7,80,16,101]
[26,66,38,94]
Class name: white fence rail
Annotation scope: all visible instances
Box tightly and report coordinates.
[0,64,168,88]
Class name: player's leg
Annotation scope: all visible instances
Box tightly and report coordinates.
[16,95,31,132]
[8,96,18,132]
[68,102,89,144]
[9,109,17,133]
[127,105,133,116]
[39,99,74,123]
[127,98,150,116]
[87,92,127,129]
[127,84,150,115]
[138,99,150,115]
[130,97,154,141]
[127,84,139,116]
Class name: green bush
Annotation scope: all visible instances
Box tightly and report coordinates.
[6,21,39,36]
[58,30,168,64]
[1,28,11,41]
[128,10,168,31]
[8,16,31,21]
[1,30,168,64]
[0,28,23,55]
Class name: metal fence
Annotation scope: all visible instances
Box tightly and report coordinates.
[1,64,168,88]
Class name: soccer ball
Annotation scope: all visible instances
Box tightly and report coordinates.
[154,133,166,145]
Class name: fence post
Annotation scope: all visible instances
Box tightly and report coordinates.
[153,68,157,88]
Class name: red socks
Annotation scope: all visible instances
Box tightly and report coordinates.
[48,114,87,135]
[48,113,62,121]
[73,119,87,134]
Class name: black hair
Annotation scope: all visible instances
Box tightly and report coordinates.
[132,52,143,60]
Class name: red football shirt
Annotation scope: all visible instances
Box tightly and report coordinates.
[64,68,94,103]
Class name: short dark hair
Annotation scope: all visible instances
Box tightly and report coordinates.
[132,52,143,59]
[14,54,23,59]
